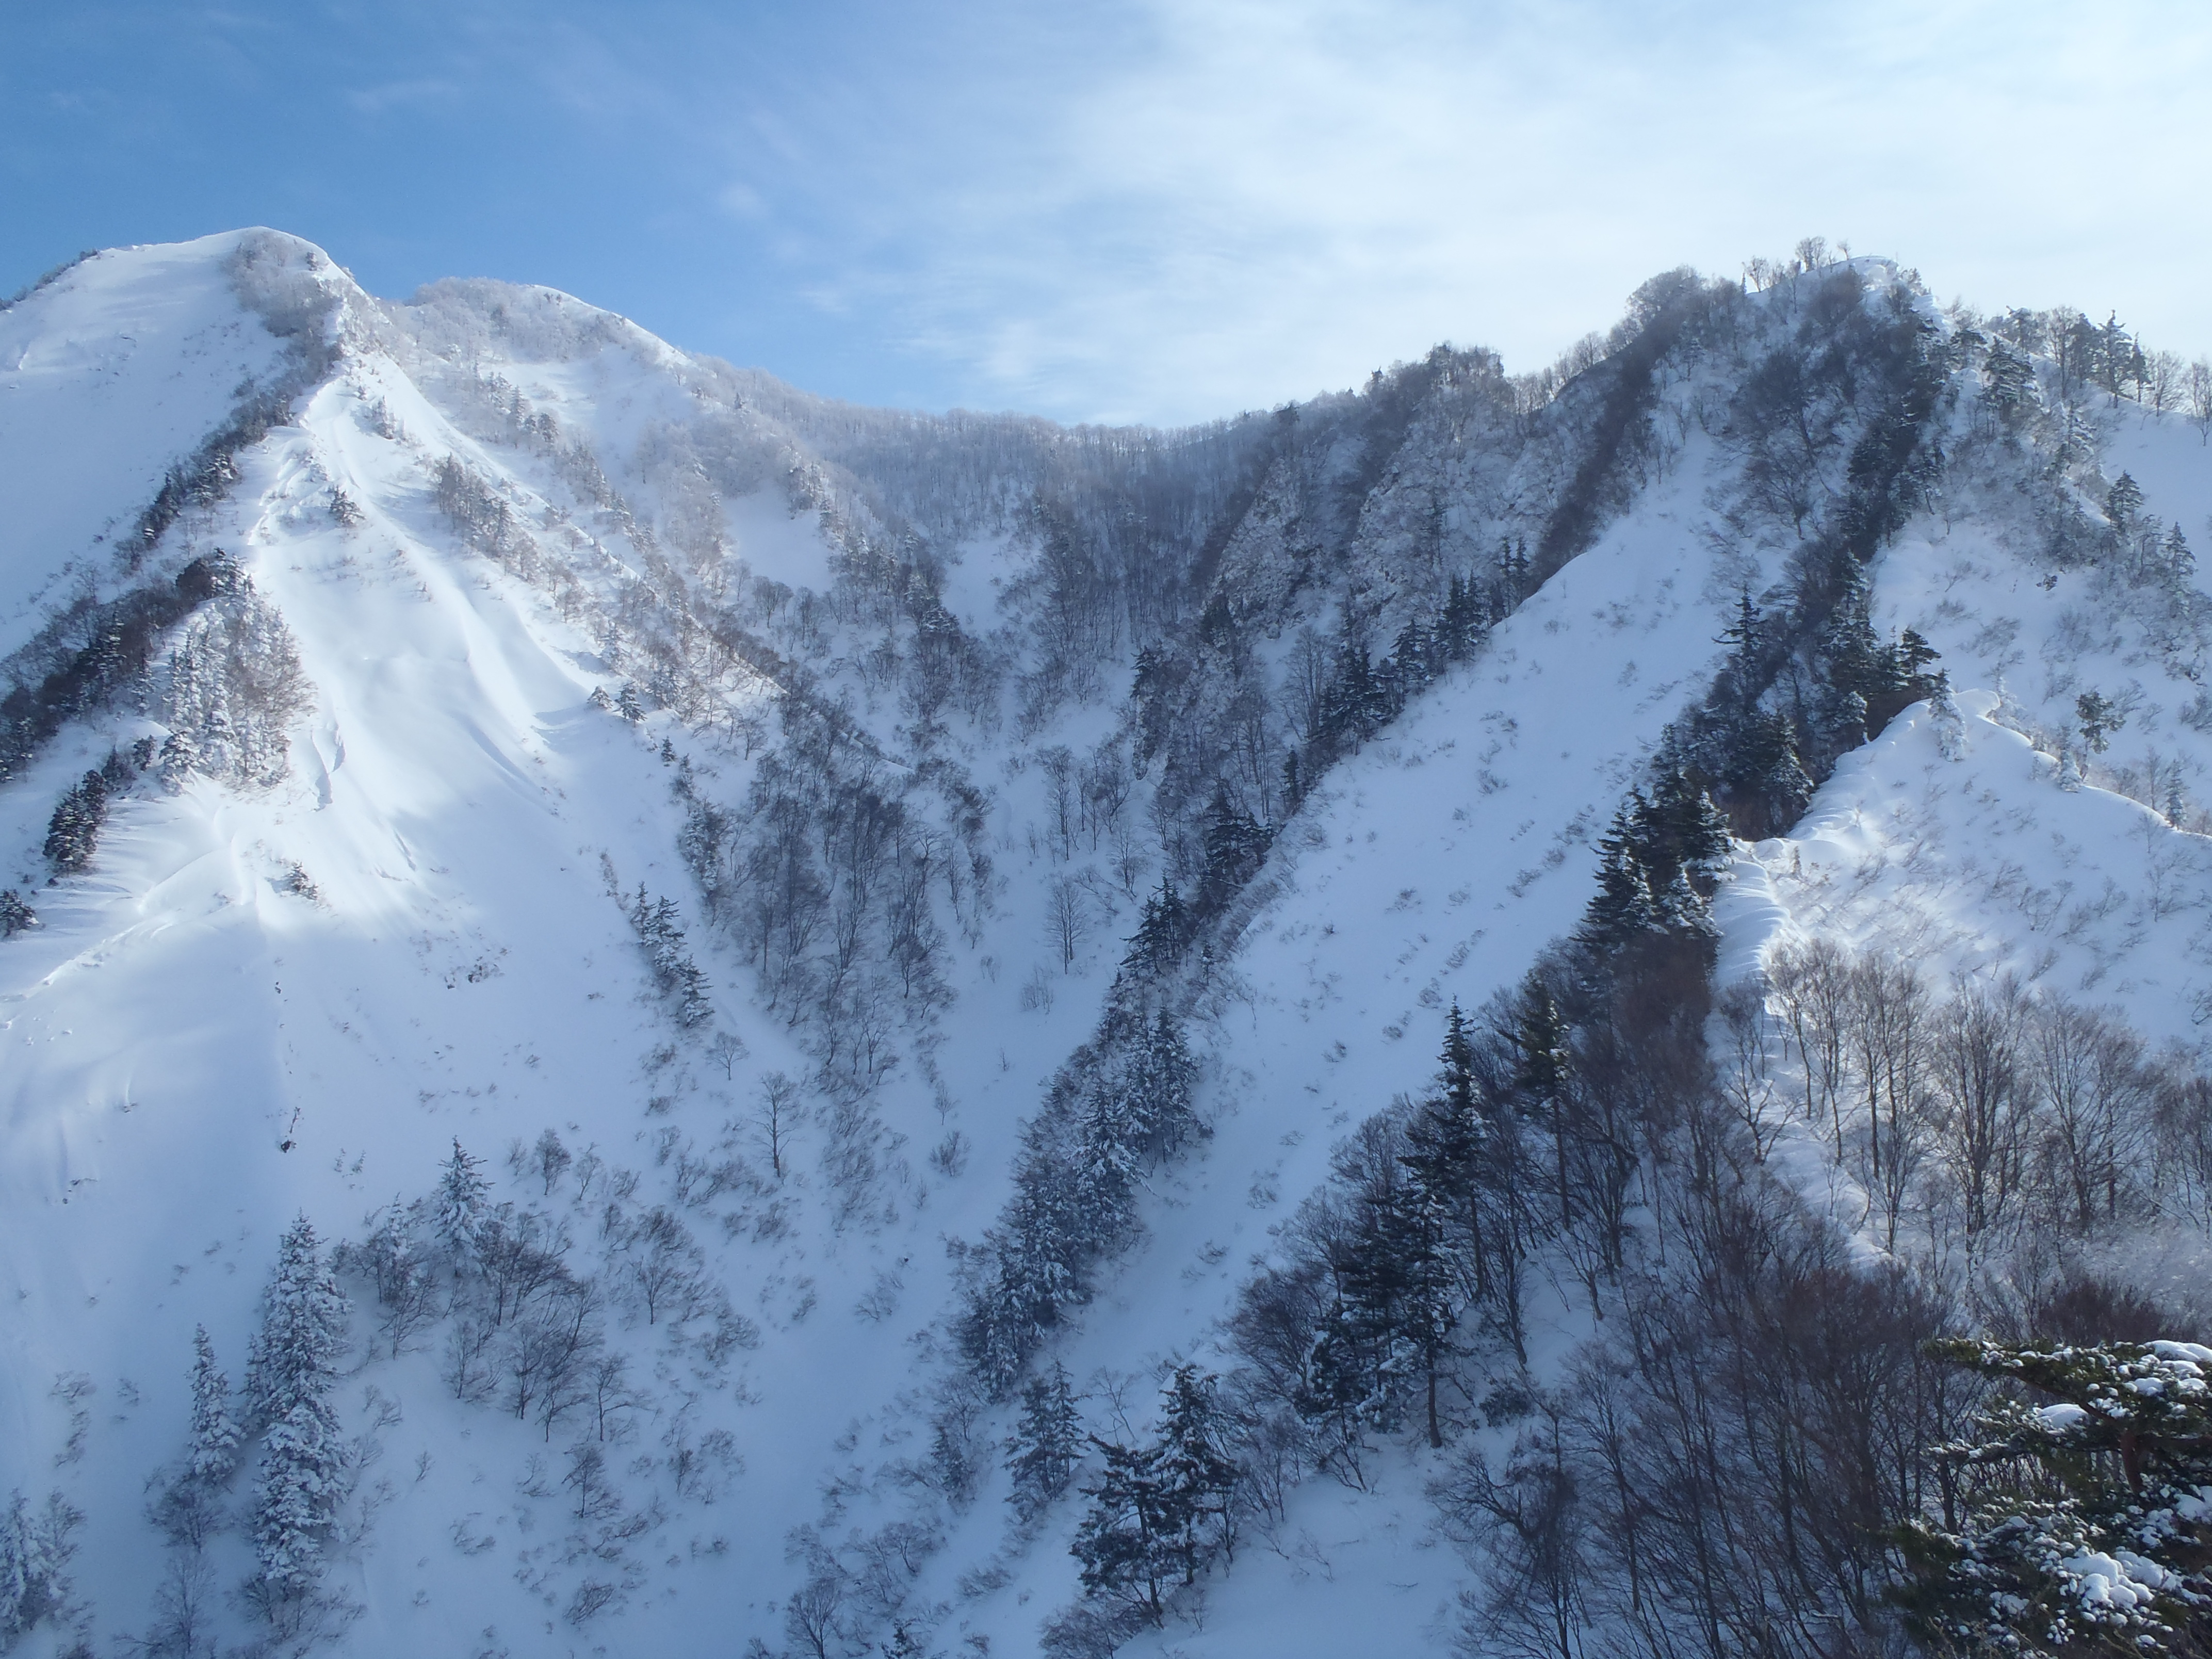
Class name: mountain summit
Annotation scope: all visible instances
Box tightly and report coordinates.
[2,230,2209,1657]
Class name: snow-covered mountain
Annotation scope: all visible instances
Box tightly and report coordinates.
[2,230,2209,1659]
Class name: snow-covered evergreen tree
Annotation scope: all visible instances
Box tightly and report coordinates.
[432,1138,491,1268]
[243,1214,349,1430]
[1650,863,1717,940]
[186,1324,240,1486]
[0,1490,80,1648]
[1072,1435,1169,1626]
[251,1392,348,1608]
[1125,1011,1199,1163]
[240,1217,351,1623]
[1151,1366,1239,1588]
[42,768,109,873]
[1576,806,1658,950]
[1005,1360,1083,1522]
[0,889,36,938]
[628,886,713,1028]
[1903,1338,2212,1656]
[1120,880,1191,981]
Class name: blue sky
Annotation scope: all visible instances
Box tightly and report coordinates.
[7,1,2210,426]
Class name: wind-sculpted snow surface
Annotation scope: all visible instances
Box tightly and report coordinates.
[2,232,2210,1657]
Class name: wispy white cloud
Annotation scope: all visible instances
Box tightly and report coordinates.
[346,78,460,116]
[31,0,2199,425]
[717,0,2212,423]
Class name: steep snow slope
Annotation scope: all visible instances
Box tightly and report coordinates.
[0,233,1086,1654]
[3,232,2209,1659]
[909,438,1770,1655]
[0,242,293,656]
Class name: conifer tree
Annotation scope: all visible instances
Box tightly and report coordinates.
[1121,880,1191,980]
[432,1139,490,1268]
[1402,1003,1486,1304]
[1005,1360,1083,1522]
[1651,864,1716,941]
[1739,707,1815,828]
[242,1216,351,1623]
[629,887,713,1027]
[186,1325,240,1486]
[1073,1435,1170,1625]
[244,1215,349,1430]
[2076,689,2123,754]
[2166,522,2195,585]
[0,890,36,938]
[1717,589,1764,701]
[0,1490,82,1648]
[157,728,200,790]
[1398,1069,1478,1450]
[1314,1126,1457,1441]
[1152,1367,1240,1585]
[1440,572,1488,661]
[1512,983,1575,1231]
[252,1393,346,1609]
[42,769,109,873]
[1127,1011,1199,1162]
[2108,470,2144,531]
[1981,340,2036,416]
[1904,1338,2212,1656]
[1073,1084,1141,1238]
[1653,771,1734,893]
[1197,786,1270,913]
[1577,807,1660,951]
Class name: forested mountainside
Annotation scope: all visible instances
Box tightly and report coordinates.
[2,229,2210,1659]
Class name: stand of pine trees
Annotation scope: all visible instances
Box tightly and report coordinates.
[1064,1367,1240,1638]
[41,768,109,874]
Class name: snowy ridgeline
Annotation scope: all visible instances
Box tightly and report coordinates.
[0,231,2210,1658]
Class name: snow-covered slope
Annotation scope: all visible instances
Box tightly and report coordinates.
[1,232,2208,1659]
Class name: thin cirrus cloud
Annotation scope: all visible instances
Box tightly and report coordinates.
[756,0,2212,425]
[4,0,2208,427]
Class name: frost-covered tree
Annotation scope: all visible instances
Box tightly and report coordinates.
[41,768,108,873]
[244,1215,348,1430]
[432,1138,490,1268]
[151,1324,243,1552]
[1576,806,1659,951]
[1151,1367,1239,1586]
[1981,339,2037,418]
[241,1217,351,1625]
[1119,880,1191,981]
[1196,784,1270,914]
[1125,1011,1200,1163]
[186,1325,240,1486]
[1005,1360,1083,1522]
[2076,688,2123,754]
[629,886,713,1028]
[1072,1367,1238,1624]
[1650,864,1716,941]
[0,1489,82,1648]
[0,890,36,938]
[2107,470,2144,532]
[1072,1434,1170,1626]
[154,583,312,788]
[1903,1338,2212,1656]
[2165,523,2195,587]
[251,1392,347,1611]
